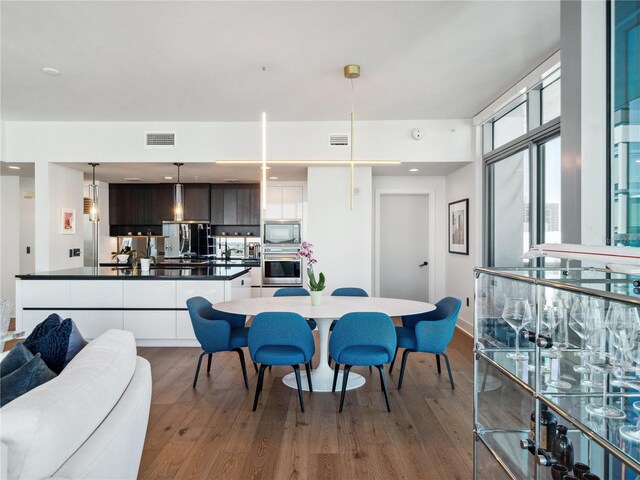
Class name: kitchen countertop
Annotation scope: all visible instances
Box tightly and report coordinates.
[16,266,252,280]
[99,259,261,268]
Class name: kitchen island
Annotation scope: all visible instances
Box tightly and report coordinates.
[15,266,252,346]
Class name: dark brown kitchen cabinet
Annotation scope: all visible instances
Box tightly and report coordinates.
[209,184,260,226]
[184,184,210,220]
[109,184,153,225]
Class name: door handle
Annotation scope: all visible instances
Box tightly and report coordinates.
[418,261,428,268]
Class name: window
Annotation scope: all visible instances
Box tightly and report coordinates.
[610,1,640,247]
[484,69,561,267]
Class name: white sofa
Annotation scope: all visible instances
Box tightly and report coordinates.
[0,329,152,479]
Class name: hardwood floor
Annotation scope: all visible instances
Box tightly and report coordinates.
[137,329,474,480]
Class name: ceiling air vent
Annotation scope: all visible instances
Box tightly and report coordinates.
[329,133,349,147]
[145,132,175,148]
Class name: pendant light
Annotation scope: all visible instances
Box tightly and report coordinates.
[260,66,268,210]
[88,163,100,223]
[344,64,360,210]
[173,163,184,221]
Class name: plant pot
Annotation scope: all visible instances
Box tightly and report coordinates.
[140,258,151,272]
[116,254,130,264]
[310,291,322,306]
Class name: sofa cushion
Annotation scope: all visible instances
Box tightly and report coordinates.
[0,329,137,480]
[0,353,56,407]
[0,343,34,378]
[23,316,87,374]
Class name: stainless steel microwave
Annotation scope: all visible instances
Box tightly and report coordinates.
[263,221,301,246]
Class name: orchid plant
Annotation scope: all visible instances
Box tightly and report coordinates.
[298,241,325,292]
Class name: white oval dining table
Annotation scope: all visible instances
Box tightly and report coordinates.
[213,295,436,392]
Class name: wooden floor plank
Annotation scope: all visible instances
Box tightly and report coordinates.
[137,328,474,479]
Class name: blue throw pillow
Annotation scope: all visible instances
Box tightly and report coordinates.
[23,314,88,373]
[23,313,62,346]
[0,353,56,407]
[0,343,34,378]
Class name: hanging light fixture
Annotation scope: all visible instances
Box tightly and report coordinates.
[173,163,184,221]
[344,64,360,210]
[88,163,100,223]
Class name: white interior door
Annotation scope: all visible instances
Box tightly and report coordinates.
[379,194,430,302]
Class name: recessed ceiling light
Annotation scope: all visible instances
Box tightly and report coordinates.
[42,67,61,76]
[163,176,174,180]
[409,168,419,172]
[269,176,279,180]
[8,165,21,170]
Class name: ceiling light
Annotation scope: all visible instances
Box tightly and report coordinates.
[345,64,360,210]
[409,168,419,172]
[173,163,184,221]
[269,176,279,180]
[42,67,61,76]
[8,165,21,170]
[163,176,174,180]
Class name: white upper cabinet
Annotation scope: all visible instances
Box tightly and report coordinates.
[265,185,303,220]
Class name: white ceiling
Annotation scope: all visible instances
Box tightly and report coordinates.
[1,1,560,122]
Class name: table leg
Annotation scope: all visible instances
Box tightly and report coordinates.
[282,317,366,392]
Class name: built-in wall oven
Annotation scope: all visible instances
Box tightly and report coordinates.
[262,247,302,286]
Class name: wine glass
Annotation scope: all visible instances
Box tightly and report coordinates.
[569,296,598,387]
[502,298,533,361]
[585,306,625,419]
[607,302,638,387]
[545,296,572,389]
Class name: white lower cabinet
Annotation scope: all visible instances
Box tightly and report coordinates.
[124,310,176,339]
[22,310,71,333]
[72,310,124,339]
[176,311,197,340]
[226,273,252,301]
[124,281,176,309]
[176,281,225,308]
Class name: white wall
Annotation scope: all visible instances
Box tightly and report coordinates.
[1,176,20,313]
[19,177,35,275]
[38,163,84,271]
[373,175,447,304]
[307,167,373,293]
[445,163,477,335]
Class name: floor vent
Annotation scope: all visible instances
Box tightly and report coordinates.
[146,132,176,148]
[329,134,349,146]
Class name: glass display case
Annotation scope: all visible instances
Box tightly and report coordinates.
[474,267,640,479]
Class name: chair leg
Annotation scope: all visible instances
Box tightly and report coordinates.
[233,348,249,389]
[376,364,391,412]
[442,352,455,390]
[193,351,208,389]
[389,347,399,373]
[369,366,372,373]
[253,362,259,374]
[305,362,313,393]
[269,365,272,372]
[328,355,332,368]
[435,354,441,374]
[293,365,305,412]
[207,353,213,375]
[252,364,268,411]
[339,365,352,412]
[398,349,414,390]
[332,363,340,392]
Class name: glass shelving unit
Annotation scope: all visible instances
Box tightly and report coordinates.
[474,267,640,479]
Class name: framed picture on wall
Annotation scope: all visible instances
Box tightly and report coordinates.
[61,208,76,235]
[448,198,469,255]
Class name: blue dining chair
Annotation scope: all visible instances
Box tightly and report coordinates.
[329,312,396,412]
[248,312,315,412]
[186,296,252,389]
[328,287,369,367]
[389,297,461,390]
[274,287,317,330]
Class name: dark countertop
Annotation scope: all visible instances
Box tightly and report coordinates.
[16,266,252,280]
[99,259,261,268]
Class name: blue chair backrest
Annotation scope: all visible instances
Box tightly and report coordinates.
[274,287,310,297]
[329,312,396,363]
[248,312,315,363]
[331,287,369,297]
[414,297,462,354]
[402,296,461,329]
[186,296,232,352]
